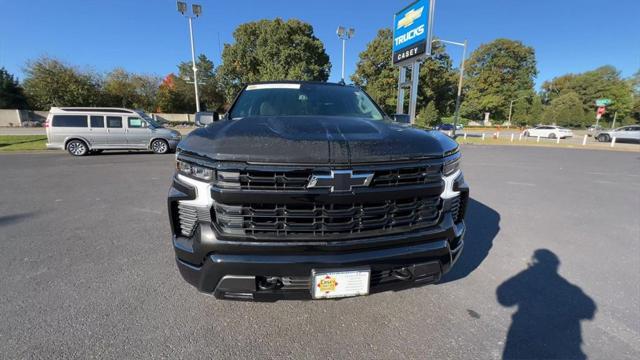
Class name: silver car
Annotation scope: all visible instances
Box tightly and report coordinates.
[45,107,182,156]
[595,125,640,143]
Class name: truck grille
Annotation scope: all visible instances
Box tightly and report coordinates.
[214,196,441,239]
[450,193,468,223]
[217,163,441,191]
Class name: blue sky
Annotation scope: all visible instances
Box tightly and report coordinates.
[1,0,638,89]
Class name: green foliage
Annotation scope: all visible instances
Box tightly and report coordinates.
[526,95,544,126]
[460,39,537,121]
[217,18,331,102]
[542,92,587,127]
[351,29,398,114]
[0,67,28,109]
[156,74,190,113]
[103,69,160,111]
[541,66,634,123]
[415,101,439,128]
[351,29,457,116]
[177,54,224,112]
[23,57,101,110]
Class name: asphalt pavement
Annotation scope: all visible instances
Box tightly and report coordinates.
[0,146,638,359]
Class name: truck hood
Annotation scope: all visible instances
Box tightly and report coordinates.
[178,116,458,164]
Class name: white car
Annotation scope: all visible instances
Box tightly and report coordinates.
[523,126,573,139]
[595,125,640,143]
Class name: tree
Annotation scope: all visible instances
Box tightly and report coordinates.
[23,57,101,110]
[415,101,439,128]
[542,92,587,127]
[460,39,537,122]
[217,18,331,102]
[0,67,28,109]
[103,68,138,108]
[177,54,223,111]
[541,66,634,124]
[156,74,190,113]
[351,29,398,114]
[131,74,161,112]
[351,29,457,115]
[526,94,544,126]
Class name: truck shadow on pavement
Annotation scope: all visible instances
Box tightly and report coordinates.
[0,212,37,227]
[440,198,500,283]
[497,249,597,360]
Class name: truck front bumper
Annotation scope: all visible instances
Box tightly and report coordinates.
[175,221,464,301]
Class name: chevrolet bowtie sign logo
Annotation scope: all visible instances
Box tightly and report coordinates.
[307,170,373,192]
[397,6,424,29]
[393,0,430,65]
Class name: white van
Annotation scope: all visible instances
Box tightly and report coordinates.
[45,107,182,156]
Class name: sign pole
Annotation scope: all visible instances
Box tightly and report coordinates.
[409,62,420,123]
[611,111,617,129]
[396,66,406,114]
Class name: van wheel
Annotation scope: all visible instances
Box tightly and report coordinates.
[548,133,556,139]
[67,140,88,156]
[151,139,169,154]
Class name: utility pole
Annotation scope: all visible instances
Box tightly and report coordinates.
[177,1,202,112]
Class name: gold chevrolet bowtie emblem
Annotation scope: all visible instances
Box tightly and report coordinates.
[397,6,424,29]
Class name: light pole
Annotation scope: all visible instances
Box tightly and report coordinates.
[433,39,467,136]
[336,26,355,83]
[177,1,202,112]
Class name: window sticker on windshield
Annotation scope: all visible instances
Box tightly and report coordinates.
[246,83,301,90]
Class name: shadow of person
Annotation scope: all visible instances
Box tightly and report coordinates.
[497,249,597,360]
[440,198,500,283]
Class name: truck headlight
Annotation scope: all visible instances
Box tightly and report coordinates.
[443,157,461,177]
[177,160,215,181]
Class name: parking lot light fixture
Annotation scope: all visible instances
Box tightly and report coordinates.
[176,2,202,112]
[337,26,355,83]
[177,1,187,14]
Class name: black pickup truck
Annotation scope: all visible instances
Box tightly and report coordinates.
[168,81,468,300]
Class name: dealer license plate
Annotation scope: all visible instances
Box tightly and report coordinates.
[311,268,370,299]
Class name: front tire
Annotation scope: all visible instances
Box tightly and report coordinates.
[597,134,610,142]
[151,139,169,154]
[548,133,556,139]
[67,140,88,156]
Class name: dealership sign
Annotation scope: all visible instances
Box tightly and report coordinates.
[393,0,430,65]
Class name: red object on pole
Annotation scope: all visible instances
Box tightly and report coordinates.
[597,106,606,115]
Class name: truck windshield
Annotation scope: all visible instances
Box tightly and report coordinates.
[229,83,385,120]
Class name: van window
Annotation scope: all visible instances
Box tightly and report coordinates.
[90,116,104,128]
[128,117,145,128]
[107,116,122,128]
[52,115,88,128]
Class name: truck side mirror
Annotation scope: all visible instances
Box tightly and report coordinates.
[392,114,410,124]
[194,112,219,127]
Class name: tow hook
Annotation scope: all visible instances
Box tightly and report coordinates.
[257,276,283,290]
[391,267,413,280]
